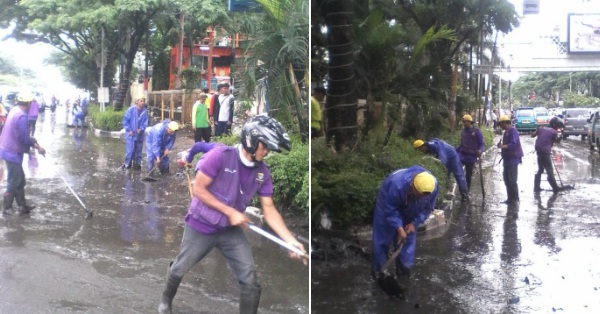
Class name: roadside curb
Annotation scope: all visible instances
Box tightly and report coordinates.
[87,121,124,139]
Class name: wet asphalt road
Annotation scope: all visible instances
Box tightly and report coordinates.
[0,109,309,313]
[312,132,600,313]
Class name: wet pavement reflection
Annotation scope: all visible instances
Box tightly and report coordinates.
[312,134,600,313]
[1,109,308,313]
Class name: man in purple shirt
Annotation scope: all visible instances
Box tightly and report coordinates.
[532,117,565,193]
[0,93,46,215]
[457,114,485,191]
[497,115,524,204]
[158,115,307,314]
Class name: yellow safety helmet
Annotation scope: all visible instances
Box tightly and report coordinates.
[168,121,180,132]
[462,114,473,122]
[413,172,436,194]
[413,139,425,149]
[499,115,511,123]
[16,93,34,103]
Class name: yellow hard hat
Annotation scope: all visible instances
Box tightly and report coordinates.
[16,93,34,103]
[413,172,436,194]
[413,139,425,149]
[499,115,511,123]
[462,114,473,122]
[168,121,180,131]
[137,95,146,101]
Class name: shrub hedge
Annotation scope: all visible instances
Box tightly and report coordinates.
[311,126,494,229]
[88,104,125,131]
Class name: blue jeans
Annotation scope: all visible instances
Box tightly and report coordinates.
[170,225,260,289]
[5,160,26,194]
[215,121,230,137]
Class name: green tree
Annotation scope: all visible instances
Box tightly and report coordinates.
[234,0,309,138]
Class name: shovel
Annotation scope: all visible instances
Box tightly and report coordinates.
[478,157,486,200]
[247,223,308,259]
[185,170,193,199]
[142,157,162,182]
[377,241,405,297]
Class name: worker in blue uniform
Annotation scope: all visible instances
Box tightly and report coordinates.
[371,165,438,280]
[414,138,469,202]
[146,120,179,175]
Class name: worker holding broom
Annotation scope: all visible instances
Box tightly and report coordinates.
[158,115,306,314]
[145,119,179,175]
[0,92,46,215]
[371,165,438,292]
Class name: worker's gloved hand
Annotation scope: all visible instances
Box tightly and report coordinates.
[476,150,482,157]
[186,162,193,169]
[397,226,407,245]
[228,210,250,227]
[404,223,415,235]
[163,149,170,156]
[287,241,308,266]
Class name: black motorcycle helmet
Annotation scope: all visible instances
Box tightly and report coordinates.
[241,115,291,158]
[549,116,564,129]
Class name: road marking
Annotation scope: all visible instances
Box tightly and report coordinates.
[557,150,590,166]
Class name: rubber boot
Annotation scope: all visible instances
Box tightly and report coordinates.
[239,285,261,314]
[15,190,35,215]
[533,174,541,193]
[133,162,142,170]
[2,192,15,215]
[158,262,181,314]
[159,165,170,175]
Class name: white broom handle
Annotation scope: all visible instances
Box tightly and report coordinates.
[248,224,308,258]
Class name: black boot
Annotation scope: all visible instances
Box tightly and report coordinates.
[15,190,35,215]
[133,162,142,170]
[534,174,542,193]
[159,165,170,175]
[239,285,261,314]
[158,262,181,314]
[2,192,15,215]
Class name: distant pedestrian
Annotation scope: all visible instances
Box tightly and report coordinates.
[0,93,46,215]
[497,115,524,204]
[191,93,211,143]
[532,117,565,193]
[414,138,470,202]
[121,95,148,170]
[457,114,485,190]
[145,120,179,175]
[212,82,234,137]
[311,87,325,139]
[371,166,438,282]
[157,115,306,314]
[28,99,40,137]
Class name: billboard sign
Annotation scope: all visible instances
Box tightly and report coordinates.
[568,13,600,54]
[228,0,261,13]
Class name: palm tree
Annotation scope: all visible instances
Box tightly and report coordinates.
[236,0,309,140]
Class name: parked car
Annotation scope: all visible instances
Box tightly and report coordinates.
[533,107,551,128]
[514,107,537,132]
[563,108,593,140]
[3,91,18,112]
[588,109,600,154]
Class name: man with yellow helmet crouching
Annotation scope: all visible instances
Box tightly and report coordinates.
[371,166,438,288]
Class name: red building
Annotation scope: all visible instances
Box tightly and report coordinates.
[169,28,245,91]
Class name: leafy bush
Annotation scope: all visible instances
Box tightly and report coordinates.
[311,130,449,229]
[88,104,125,131]
[266,139,309,214]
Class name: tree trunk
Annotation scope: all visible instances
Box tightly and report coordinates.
[320,0,357,150]
[115,24,145,111]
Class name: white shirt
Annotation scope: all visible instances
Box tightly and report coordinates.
[218,94,233,122]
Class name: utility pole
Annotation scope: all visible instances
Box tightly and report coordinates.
[144,8,150,97]
[100,27,106,112]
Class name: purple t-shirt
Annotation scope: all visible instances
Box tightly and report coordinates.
[185,147,274,234]
[197,148,273,197]
[534,127,557,155]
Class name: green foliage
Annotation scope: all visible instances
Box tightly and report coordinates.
[266,139,309,213]
[181,66,201,92]
[88,104,125,131]
[311,130,449,229]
